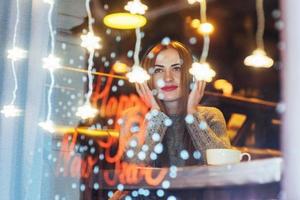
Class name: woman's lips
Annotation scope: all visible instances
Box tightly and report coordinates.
[161,85,178,92]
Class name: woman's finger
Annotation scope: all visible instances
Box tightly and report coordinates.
[139,82,149,97]
[200,81,206,94]
[109,190,129,200]
[197,81,205,94]
[143,82,153,96]
[135,83,143,98]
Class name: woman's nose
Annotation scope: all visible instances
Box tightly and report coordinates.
[163,69,173,82]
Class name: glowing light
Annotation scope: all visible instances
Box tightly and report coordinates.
[81,32,102,52]
[39,120,55,133]
[7,47,27,61]
[124,0,148,15]
[1,105,22,117]
[214,79,233,95]
[43,0,54,4]
[42,54,61,71]
[126,65,150,83]
[188,0,203,4]
[189,62,216,82]
[112,61,128,73]
[103,13,147,29]
[244,48,274,68]
[76,103,98,120]
[191,19,201,28]
[197,22,214,35]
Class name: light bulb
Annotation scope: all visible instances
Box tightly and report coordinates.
[244,48,274,68]
[191,19,201,29]
[1,105,22,118]
[126,65,150,83]
[7,47,27,61]
[189,62,216,82]
[197,22,214,35]
[42,54,61,71]
[187,0,203,4]
[113,61,128,73]
[81,32,102,52]
[124,0,148,15]
[76,103,98,120]
[43,0,54,5]
[39,120,56,133]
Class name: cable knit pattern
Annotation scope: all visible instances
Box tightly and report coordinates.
[121,106,231,166]
[185,107,231,162]
[121,109,169,165]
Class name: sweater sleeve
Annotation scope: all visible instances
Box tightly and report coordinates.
[185,107,231,163]
[121,109,169,166]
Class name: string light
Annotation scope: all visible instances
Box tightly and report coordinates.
[7,47,27,61]
[1,105,22,117]
[1,0,26,117]
[126,28,150,83]
[197,22,214,35]
[76,103,98,120]
[38,120,55,133]
[81,31,102,52]
[124,0,148,15]
[188,0,216,81]
[123,1,150,83]
[42,54,61,71]
[39,0,59,132]
[76,0,99,120]
[189,62,216,82]
[244,0,274,68]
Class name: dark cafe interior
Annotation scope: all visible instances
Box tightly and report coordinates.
[1,0,300,199]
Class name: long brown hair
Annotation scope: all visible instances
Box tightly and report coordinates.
[141,41,193,115]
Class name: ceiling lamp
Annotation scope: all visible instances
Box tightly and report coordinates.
[189,62,216,82]
[126,65,150,83]
[103,13,147,30]
[124,0,148,15]
[244,0,274,68]
[244,48,274,68]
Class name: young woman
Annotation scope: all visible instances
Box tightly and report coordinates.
[109,41,231,200]
[121,41,231,168]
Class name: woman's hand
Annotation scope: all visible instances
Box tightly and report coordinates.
[135,82,160,110]
[108,190,129,200]
[187,80,206,114]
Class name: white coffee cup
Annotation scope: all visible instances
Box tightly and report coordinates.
[206,148,251,165]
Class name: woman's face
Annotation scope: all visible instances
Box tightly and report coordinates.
[152,48,182,102]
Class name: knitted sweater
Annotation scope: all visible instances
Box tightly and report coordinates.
[121,106,231,166]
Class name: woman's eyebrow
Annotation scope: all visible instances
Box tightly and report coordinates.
[171,63,181,66]
[154,64,164,68]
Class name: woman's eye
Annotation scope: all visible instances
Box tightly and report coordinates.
[154,68,163,73]
[172,66,181,72]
